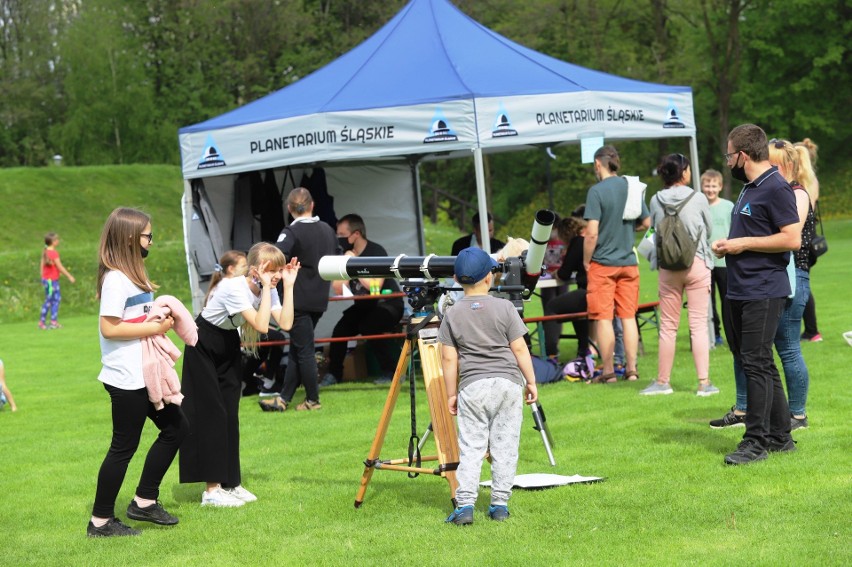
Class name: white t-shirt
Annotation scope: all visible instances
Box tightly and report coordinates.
[98,270,154,390]
[201,276,281,330]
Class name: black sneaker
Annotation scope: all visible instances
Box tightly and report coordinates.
[126,500,179,525]
[724,439,768,465]
[709,406,746,429]
[86,517,141,538]
[791,415,809,431]
[767,438,797,453]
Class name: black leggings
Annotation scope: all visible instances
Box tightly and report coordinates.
[92,384,188,518]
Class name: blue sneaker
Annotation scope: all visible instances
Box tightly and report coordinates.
[445,505,474,525]
[488,504,510,521]
[715,335,724,347]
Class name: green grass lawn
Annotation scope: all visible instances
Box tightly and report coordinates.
[2,230,851,565]
[1,165,850,564]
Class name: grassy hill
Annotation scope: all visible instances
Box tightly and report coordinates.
[0,165,187,323]
[1,163,850,324]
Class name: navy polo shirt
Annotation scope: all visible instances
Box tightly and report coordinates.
[726,166,799,300]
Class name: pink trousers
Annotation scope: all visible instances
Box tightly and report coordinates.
[657,258,711,384]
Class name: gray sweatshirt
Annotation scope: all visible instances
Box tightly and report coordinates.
[649,186,714,270]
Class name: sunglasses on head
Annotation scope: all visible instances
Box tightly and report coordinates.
[769,138,787,149]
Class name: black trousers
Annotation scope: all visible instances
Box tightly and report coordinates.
[280,311,322,403]
[543,289,588,358]
[802,291,819,336]
[327,304,402,380]
[710,266,733,342]
[728,298,791,449]
[179,317,242,487]
[92,385,188,518]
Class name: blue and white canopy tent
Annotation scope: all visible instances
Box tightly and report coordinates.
[178,0,697,314]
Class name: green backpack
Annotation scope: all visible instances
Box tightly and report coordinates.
[655,190,698,271]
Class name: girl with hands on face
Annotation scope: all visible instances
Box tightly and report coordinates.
[179,244,299,508]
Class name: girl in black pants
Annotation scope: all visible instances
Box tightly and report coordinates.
[89,207,189,538]
[179,243,298,507]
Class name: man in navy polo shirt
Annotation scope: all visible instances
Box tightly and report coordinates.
[712,124,801,465]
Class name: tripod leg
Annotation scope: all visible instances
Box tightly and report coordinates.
[418,338,460,501]
[354,339,412,508]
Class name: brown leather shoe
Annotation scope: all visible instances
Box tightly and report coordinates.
[295,399,322,411]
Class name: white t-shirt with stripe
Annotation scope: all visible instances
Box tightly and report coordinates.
[98,270,153,390]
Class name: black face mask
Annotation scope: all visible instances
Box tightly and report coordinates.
[730,164,748,183]
[730,153,748,183]
[141,247,149,259]
[338,236,354,253]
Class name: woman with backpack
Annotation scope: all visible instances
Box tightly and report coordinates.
[640,153,718,397]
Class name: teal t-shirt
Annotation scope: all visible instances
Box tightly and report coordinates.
[585,176,649,266]
[708,198,734,267]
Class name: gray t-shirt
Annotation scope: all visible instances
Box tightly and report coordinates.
[437,294,528,392]
[585,175,650,266]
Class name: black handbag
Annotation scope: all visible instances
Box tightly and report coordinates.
[809,201,827,265]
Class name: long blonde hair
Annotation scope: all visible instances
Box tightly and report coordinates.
[768,139,816,201]
[97,208,156,298]
[240,242,286,356]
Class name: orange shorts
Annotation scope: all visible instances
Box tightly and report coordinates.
[586,262,640,320]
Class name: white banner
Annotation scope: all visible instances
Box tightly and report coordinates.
[180,100,478,178]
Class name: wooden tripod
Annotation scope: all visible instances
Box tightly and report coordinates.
[354,319,459,509]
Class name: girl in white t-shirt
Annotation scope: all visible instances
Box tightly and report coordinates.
[179,242,298,507]
[89,207,186,538]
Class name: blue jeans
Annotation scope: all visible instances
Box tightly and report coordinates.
[732,270,810,416]
[774,269,810,415]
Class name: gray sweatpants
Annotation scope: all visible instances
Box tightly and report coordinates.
[455,378,524,507]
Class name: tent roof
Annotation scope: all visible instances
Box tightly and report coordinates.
[180,0,689,135]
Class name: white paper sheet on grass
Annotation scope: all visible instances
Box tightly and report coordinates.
[480,473,603,489]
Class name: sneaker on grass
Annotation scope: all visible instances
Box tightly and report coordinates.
[488,505,510,521]
[724,438,767,465]
[767,438,797,453]
[201,487,246,507]
[696,382,720,397]
[224,485,257,503]
[87,518,141,538]
[791,415,809,431]
[445,505,474,525]
[709,406,746,429]
[639,381,673,396]
[126,500,178,525]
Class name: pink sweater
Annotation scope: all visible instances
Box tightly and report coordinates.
[141,295,198,410]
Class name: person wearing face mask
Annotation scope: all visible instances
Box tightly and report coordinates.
[319,214,405,387]
[259,188,337,412]
[181,243,299,506]
[711,124,801,465]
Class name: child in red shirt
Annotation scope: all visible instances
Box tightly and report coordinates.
[39,232,76,329]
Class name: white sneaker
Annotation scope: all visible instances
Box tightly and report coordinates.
[201,487,246,507]
[224,485,257,503]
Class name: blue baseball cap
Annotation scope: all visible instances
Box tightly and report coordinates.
[454,247,498,284]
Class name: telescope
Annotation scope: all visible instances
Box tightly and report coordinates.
[318,209,556,299]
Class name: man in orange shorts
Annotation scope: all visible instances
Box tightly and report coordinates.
[583,146,650,383]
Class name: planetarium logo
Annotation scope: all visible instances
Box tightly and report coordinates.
[491,104,518,138]
[663,100,685,129]
[197,135,227,169]
[423,108,459,143]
